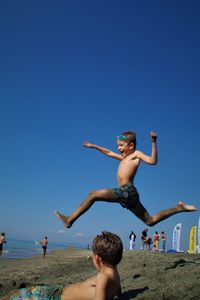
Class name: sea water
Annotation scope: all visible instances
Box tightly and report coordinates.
[1,239,74,259]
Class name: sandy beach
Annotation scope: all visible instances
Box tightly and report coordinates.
[0,248,200,300]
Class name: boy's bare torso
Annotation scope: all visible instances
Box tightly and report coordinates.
[117,153,140,186]
[62,268,121,300]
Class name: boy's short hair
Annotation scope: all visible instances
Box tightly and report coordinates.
[92,231,123,266]
[117,131,137,147]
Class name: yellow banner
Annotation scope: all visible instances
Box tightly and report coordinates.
[189,226,197,254]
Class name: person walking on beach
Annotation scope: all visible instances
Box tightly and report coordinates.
[40,236,48,258]
[129,231,136,250]
[0,233,7,256]
[62,231,123,300]
[55,131,197,228]
[160,231,167,252]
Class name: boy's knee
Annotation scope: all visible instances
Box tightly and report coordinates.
[147,222,154,227]
[145,217,155,227]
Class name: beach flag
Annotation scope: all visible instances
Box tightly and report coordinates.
[198,217,200,254]
[188,225,197,254]
[172,223,182,252]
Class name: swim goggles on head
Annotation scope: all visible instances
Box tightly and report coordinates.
[116,135,129,141]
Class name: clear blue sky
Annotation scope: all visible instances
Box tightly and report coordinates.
[1,0,199,250]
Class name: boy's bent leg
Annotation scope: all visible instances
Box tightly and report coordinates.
[55,188,118,228]
[131,200,197,227]
[147,201,197,226]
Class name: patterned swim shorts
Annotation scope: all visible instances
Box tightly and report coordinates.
[11,285,63,300]
[113,183,140,210]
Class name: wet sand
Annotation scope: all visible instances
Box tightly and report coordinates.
[0,248,200,299]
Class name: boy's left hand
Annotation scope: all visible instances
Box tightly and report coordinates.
[150,132,157,142]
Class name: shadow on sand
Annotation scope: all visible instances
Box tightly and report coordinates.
[119,286,149,299]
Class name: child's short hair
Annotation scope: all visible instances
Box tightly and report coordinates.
[117,131,136,147]
[92,231,123,266]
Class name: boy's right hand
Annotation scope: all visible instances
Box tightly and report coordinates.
[83,141,94,148]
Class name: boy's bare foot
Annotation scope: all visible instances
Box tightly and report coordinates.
[177,201,197,212]
[54,211,72,228]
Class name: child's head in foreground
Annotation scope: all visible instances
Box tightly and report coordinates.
[92,231,123,267]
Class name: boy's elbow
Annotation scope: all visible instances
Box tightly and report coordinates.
[153,159,158,165]
[150,158,157,165]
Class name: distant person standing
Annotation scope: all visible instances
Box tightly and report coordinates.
[160,231,166,252]
[141,229,148,250]
[40,236,48,258]
[129,231,136,250]
[153,231,160,251]
[0,233,7,256]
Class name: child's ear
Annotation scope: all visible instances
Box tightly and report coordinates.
[129,142,135,149]
[95,254,102,266]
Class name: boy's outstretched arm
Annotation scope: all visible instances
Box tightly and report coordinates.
[134,131,158,165]
[83,141,122,160]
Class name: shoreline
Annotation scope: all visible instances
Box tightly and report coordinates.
[1,239,88,260]
[0,249,200,299]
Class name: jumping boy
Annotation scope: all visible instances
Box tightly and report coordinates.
[61,231,123,300]
[55,131,197,228]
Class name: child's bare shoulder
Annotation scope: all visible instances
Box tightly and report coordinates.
[132,150,146,159]
[97,270,119,287]
[96,272,111,287]
[129,150,142,160]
